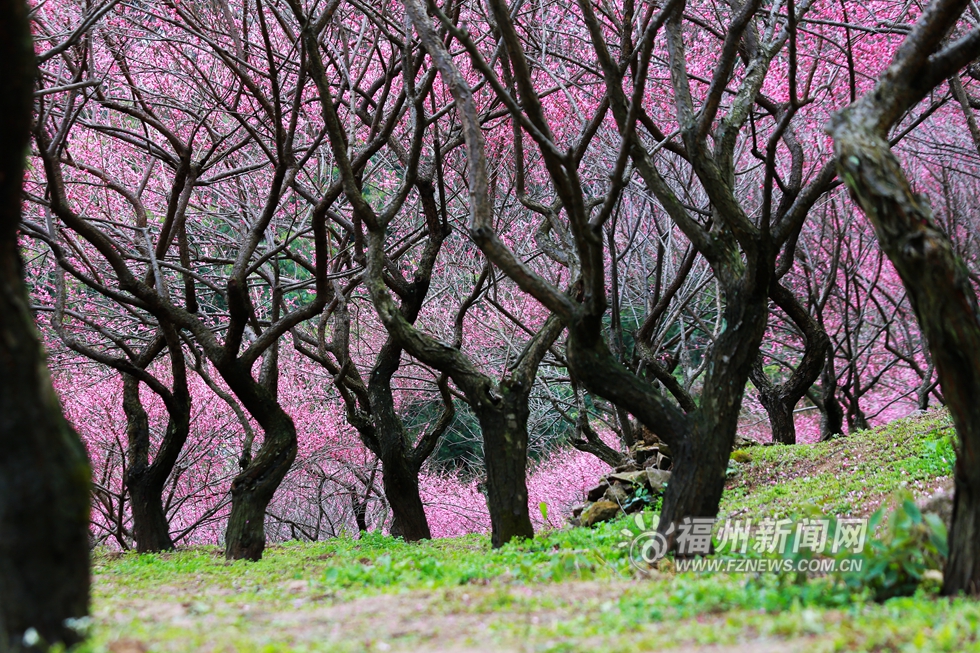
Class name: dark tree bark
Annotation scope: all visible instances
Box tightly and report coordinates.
[472,382,536,545]
[750,283,830,445]
[569,409,629,468]
[828,0,980,594]
[366,339,452,541]
[352,493,370,534]
[0,0,91,647]
[817,356,846,440]
[752,371,797,444]
[122,343,191,553]
[220,358,299,561]
[123,375,173,552]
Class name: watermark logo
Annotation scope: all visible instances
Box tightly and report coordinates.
[618,514,868,573]
[673,557,864,573]
[617,513,670,568]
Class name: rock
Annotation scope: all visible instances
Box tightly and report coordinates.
[918,488,954,531]
[635,424,666,447]
[632,442,672,468]
[614,462,640,473]
[581,499,622,527]
[587,481,609,502]
[734,435,759,448]
[575,465,671,528]
[731,449,753,463]
[645,468,671,491]
[608,470,648,486]
[920,568,945,593]
[603,482,629,504]
[632,444,660,467]
[643,452,672,470]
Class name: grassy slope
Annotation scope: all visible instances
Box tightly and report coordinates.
[82,410,979,653]
[722,409,955,518]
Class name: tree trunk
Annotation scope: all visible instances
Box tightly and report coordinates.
[831,117,980,594]
[0,256,93,648]
[755,384,797,445]
[128,412,194,554]
[570,411,628,467]
[222,364,298,561]
[473,383,535,547]
[656,419,733,542]
[121,346,192,553]
[128,476,174,553]
[751,283,830,445]
[0,0,92,646]
[352,489,370,534]
[122,376,175,552]
[846,400,870,432]
[819,357,845,441]
[382,456,431,540]
[656,277,771,549]
[366,341,434,542]
[225,422,296,561]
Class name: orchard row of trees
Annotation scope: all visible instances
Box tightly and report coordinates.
[7,0,980,644]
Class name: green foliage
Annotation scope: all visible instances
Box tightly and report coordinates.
[837,492,948,602]
[402,398,484,475]
[402,397,578,477]
[620,480,661,513]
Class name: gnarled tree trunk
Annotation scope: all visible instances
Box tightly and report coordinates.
[834,124,980,595]
[0,0,91,647]
[222,361,298,561]
[817,356,845,441]
[654,277,771,543]
[369,347,435,541]
[829,4,980,592]
[473,382,536,547]
[123,370,192,553]
[751,283,830,445]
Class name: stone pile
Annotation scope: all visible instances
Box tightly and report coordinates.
[568,428,762,528]
[569,433,676,528]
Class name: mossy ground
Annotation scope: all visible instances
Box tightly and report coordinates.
[79,410,979,652]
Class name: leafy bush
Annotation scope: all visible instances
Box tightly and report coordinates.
[837,492,948,602]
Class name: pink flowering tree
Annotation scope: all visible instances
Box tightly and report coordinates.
[828,0,980,595]
[27,0,346,560]
[405,0,865,552]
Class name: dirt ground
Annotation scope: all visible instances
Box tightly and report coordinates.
[99,578,823,652]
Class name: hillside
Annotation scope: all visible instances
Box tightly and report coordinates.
[85,411,974,653]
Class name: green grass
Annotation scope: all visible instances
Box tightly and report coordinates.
[74,409,978,652]
[721,410,955,518]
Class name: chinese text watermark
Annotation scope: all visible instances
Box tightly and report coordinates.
[620,515,868,573]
